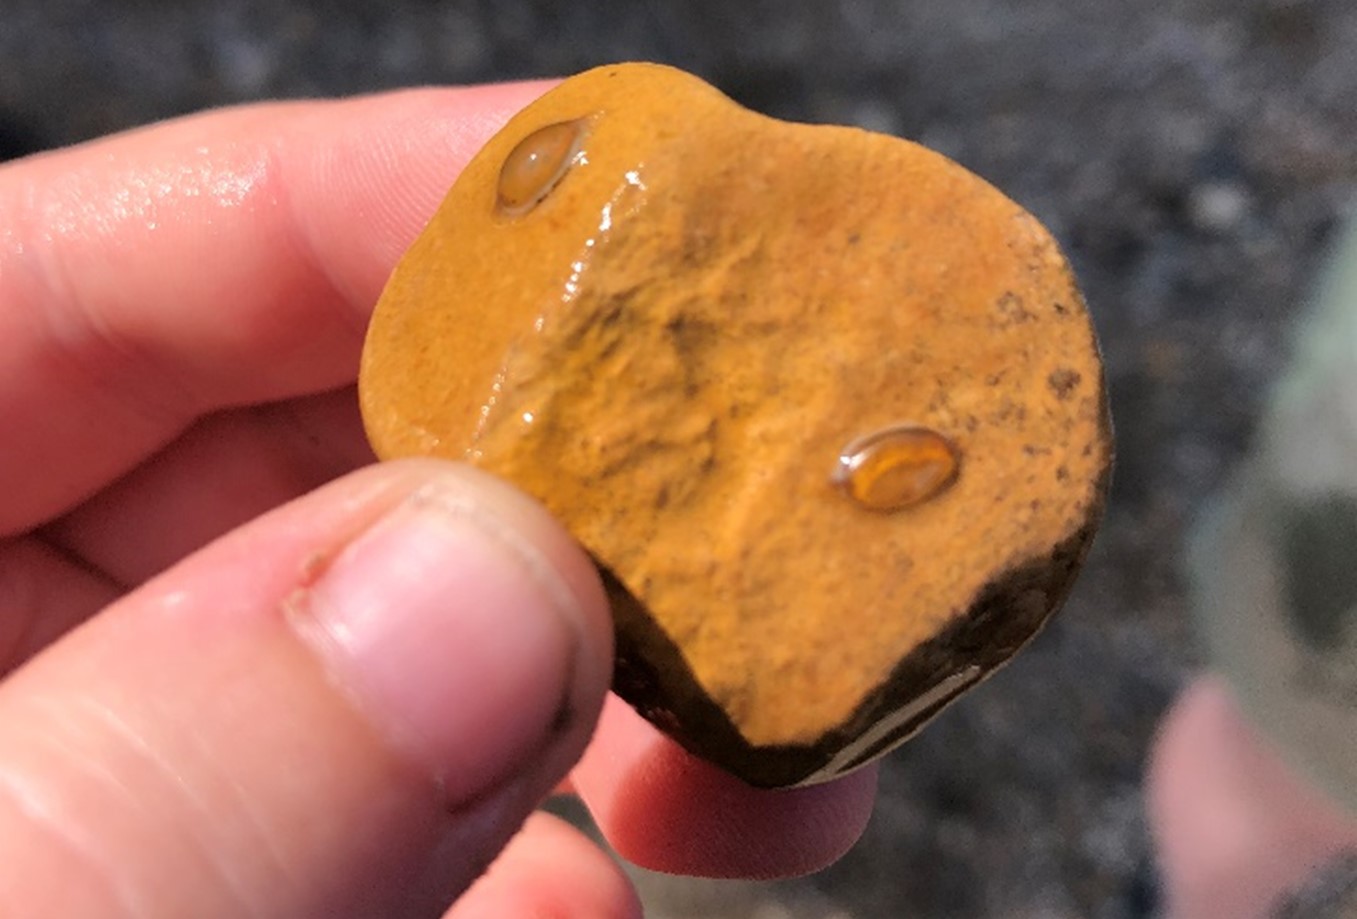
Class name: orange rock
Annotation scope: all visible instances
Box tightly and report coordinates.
[359,63,1112,787]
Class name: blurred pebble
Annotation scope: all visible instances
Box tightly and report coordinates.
[1188,179,1252,233]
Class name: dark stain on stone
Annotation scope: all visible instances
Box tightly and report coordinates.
[1048,368,1082,400]
[996,291,1035,326]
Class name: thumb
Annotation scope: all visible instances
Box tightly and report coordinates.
[0,460,613,918]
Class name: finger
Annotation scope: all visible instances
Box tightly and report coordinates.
[0,536,119,675]
[43,386,374,587]
[1147,676,1357,919]
[445,812,641,919]
[0,459,613,918]
[0,82,553,535]
[571,695,878,879]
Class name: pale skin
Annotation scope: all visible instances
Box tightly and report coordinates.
[0,83,879,918]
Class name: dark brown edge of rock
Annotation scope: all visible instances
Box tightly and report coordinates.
[603,442,1113,789]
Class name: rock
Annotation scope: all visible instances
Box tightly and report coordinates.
[358,63,1111,787]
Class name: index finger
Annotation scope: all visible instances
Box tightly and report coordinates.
[0,83,552,535]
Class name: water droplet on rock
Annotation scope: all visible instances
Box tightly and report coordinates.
[497,120,586,215]
[833,425,960,511]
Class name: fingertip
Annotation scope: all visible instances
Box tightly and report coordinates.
[291,461,611,804]
[447,812,642,919]
[0,460,616,917]
[286,81,561,309]
[0,82,566,531]
[573,696,877,879]
[1147,675,1357,917]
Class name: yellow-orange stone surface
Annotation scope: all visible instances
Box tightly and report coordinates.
[359,63,1111,787]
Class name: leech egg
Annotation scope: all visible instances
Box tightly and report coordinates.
[833,426,960,511]
[496,120,586,215]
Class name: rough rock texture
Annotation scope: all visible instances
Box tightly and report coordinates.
[7,0,1357,914]
[359,64,1111,787]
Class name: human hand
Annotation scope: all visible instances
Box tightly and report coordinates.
[0,85,878,917]
[1149,676,1357,917]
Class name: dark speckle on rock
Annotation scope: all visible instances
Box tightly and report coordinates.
[1049,368,1083,400]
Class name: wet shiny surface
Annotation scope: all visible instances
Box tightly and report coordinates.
[833,426,960,512]
[496,119,586,215]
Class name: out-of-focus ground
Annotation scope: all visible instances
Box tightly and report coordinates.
[4,2,1356,916]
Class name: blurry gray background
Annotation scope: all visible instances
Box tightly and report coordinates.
[4,1,1356,916]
